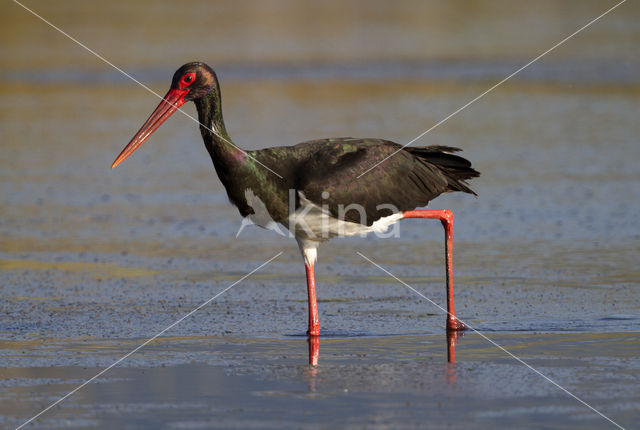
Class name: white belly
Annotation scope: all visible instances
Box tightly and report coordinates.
[238,189,404,265]
[290,192,403,241]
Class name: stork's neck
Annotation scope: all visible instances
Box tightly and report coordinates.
[194,82,257,217]
[194,83,245,169]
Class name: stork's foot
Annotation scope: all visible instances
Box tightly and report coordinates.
[446,317,466,331]
[306,327,320,336]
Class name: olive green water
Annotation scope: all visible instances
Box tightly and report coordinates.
[1,1,639,429]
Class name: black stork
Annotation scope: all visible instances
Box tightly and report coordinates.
[112,62,479,336]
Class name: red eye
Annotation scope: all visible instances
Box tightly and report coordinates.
[180,73,196,87]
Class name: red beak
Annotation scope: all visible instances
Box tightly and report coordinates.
[111,88,189,169]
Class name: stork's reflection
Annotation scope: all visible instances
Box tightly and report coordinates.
[307,330,462,367]
[308,335,320,366]
[446,330,462,363]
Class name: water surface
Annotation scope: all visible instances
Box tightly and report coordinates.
[1,1,639,429]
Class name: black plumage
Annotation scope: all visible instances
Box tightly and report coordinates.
[114,62,479,232]
[285,138,478,225]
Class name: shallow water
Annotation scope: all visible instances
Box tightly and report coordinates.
[1,1,639,429]
[2,333,639,429]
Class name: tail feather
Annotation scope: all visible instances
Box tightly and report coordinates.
[405,146,480,196]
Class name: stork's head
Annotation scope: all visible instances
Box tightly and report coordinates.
[111,62,216,168]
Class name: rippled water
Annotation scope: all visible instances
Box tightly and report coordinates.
[1,1,639,429]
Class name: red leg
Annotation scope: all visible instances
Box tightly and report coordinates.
[403,210,466,331]
[305,262,320,336]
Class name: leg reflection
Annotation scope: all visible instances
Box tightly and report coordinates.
[447,329,463,363]
[308,335,320,366]
[307,335,320,393]
[446,330,462,386]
